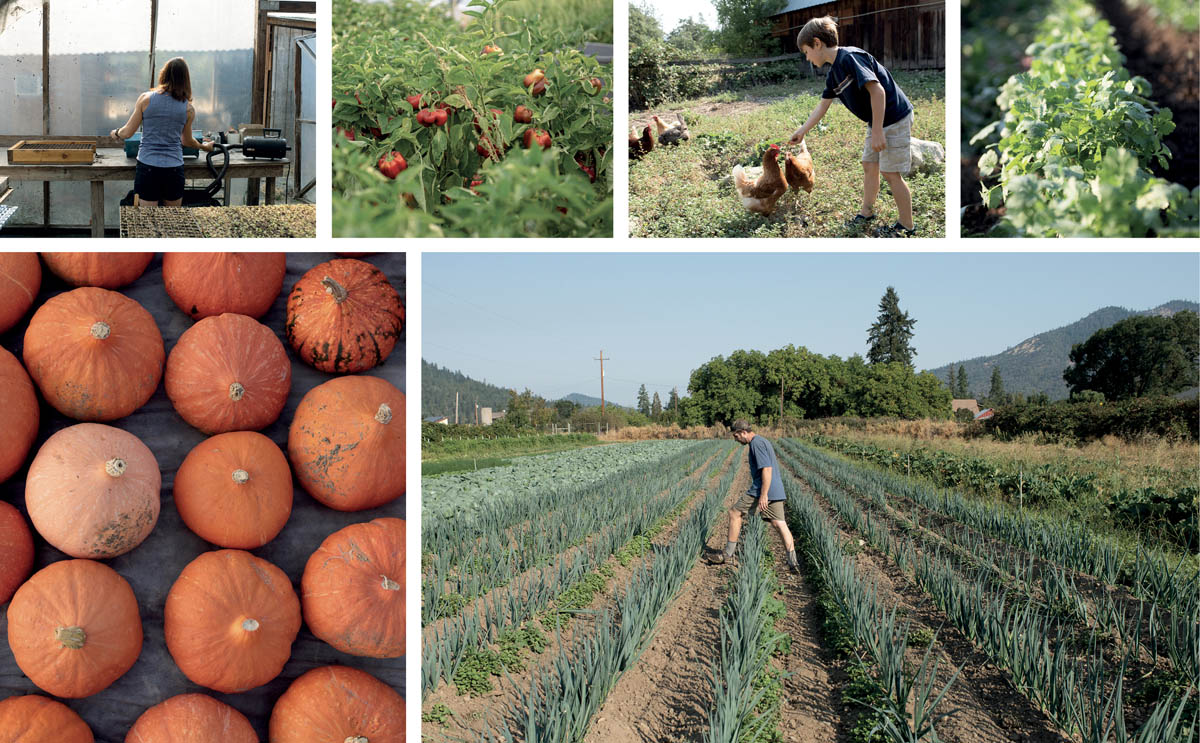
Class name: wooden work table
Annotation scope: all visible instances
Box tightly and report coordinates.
[0,148,289,238]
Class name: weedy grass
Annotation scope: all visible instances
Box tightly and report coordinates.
[487,0,613,44]
[629,70,945,238]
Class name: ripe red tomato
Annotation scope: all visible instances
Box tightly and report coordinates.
[531,79,547,97]
[523,69,545,88]
[522,129,552,150]
[432,109,448,126]
[338,127,356,141]
[406,94,425,110]
[514,105,533,124]
[589,77,603,94]
[417,109,435,127]
[377,151,407,179]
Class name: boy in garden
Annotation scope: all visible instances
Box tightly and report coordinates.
[789,16,917,237]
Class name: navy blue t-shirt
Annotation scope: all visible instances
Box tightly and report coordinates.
[746,435,786,502]
[821,46,912,127]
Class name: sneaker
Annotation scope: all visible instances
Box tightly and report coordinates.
[874,221,917,238]
[788,561,801,575]
[845,213,875,229]
[709,552,735,566]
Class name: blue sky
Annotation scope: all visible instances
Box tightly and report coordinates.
[423,252,1200,406]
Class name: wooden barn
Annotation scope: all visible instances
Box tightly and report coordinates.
[768,0,945,70]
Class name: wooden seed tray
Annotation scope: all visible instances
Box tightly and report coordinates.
[7,140,97,165]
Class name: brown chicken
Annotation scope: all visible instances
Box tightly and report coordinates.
[784,140,815,193]
[629,125,654,161]
[732,145,787,216]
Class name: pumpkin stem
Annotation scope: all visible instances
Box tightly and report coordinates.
[105,458,126,477]
[381,575,401,591]
[345,737,369,743]
[375,403,392,425]
[322,276,349,304]
[229,382,245,401]
[242,618,260,632]
[232,469,250,484]
[55,626,87,650]
[90,321,111,340]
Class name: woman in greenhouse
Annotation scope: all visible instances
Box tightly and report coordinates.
[110,57,214,206]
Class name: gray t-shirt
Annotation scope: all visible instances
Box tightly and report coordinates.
[746,435,786,502]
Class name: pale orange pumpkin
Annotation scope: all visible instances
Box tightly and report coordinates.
[284,259,404,373]
[0,346,38,484]
[174,431,292,549]
[0,695,94,743]
[41,252,153,289]
[23,287,164,421]
[302,518,404,657]
[0,252,41,334]
[165,313,291,434]
[125,693,257,743]
[163,252,287,320]
[0,501,34,604]
[164,549,300,693]
[25,423,160,559]
[7,559,143,698]
[269,666,404,743]
[288,375,405,511]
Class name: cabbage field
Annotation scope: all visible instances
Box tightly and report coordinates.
[963,0,1199,236]
[420,436,1198,742]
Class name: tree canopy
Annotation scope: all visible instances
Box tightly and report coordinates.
[866,286,918,367]
[630,1,664,48]
[711,0,786,56]
[1063,310,1199,400]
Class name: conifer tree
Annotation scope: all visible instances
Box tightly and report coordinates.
[988,368,1006,405]
[637,384,651,416]
[668,387,680,412]
[866,286,917,367]
[651,391,662,417]
[956,365,969,398]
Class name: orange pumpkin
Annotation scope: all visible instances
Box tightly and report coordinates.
[164,549,301,693]
[284,259,404,373]
[0,252,41,334]
[0,695,94,743]
[163,252,287,320]
[125,693,256,743]
[288,375,405,511]
[41,252,153,289]
[7,559,143,698]
[174,431,292,549]
[23,287,164,421]
[25,423,161,559]
[302,518,404,657]
[0,347,38,484]
[0,502,34,604]
[269,666,404,743]
[165,313,291,434]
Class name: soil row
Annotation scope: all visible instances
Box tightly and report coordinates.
[421,447,740,742]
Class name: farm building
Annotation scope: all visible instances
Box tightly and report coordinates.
[0,0,315,237]
[951,398,981,415]
[768,0,945,70]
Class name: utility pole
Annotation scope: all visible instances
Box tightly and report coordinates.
[455,391,459,424]
[594,350,608,414]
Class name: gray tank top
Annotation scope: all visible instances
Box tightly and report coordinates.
[137,90,188,167]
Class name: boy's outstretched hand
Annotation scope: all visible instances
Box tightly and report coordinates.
[789,128,805,144]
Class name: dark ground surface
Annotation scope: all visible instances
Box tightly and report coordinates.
[1096,0,1200,190]
[0,252,406,741]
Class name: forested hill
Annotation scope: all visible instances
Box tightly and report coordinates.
[926,301,1199,399]
[422,360,513,419]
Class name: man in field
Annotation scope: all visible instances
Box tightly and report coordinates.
[711,420,801,574]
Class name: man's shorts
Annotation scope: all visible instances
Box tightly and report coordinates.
[862,112,913,174]
[733,492,787,521]
[134,160,185,202]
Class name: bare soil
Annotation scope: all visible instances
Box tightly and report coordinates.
[961,155,1003,236]
[1095,0,1200,189]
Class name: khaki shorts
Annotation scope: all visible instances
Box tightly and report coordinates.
[862,112,913,174]
[733,492,787,521]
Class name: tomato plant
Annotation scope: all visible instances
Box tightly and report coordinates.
[332,0,613,237]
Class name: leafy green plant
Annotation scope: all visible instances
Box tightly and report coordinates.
[972,0,1199,236]
[422,703,454,726]
[332,0,612,236]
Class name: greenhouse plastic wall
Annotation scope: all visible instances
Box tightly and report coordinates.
[0,2,45,225]
[0,0,253,230]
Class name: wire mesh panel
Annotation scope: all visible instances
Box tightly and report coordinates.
[0,2,45,225]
